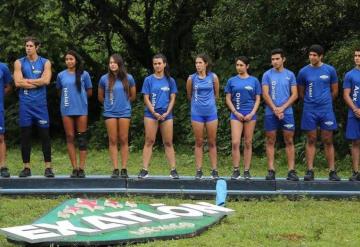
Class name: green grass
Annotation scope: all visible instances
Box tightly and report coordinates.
[0,142,359,246]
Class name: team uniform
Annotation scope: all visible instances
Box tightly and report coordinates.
[56,70,92,116]
[19,56,49,128]
[297,64,338,131]
[262,68,296,131]
[141,74,177,121]
[190,72,217,122]
[0,63,12,134]
[344,68,360,140]
[225,75,261,121]
[99,73,136,118]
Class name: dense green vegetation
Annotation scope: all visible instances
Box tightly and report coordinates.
[1,1,360,160]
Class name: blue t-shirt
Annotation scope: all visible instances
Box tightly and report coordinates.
[0,63,12,112]
[99,73,135,118]
[297,63,338,112]
[141,74,177,114]
[343,68,360,118]
[262,68,296,116]
[225,75,261,112]
[56,70,93,116]
[19,56,48,106]
[191,72,217,116]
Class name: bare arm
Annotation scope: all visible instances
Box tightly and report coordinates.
[298,85,305,100]
[244,95,261,121]
[13,60,36,89]
[278,85,298,113]
[87,88,93,98]
[98,86,104,104]
[331,82,338,100]
[226,93,244,121]
[4,84,12,95]
[144,94,161,120]
[28,60,52,86]
[262,85,277,112]
[129,85,136,102]
[166,94,176,114]
[186,76,192,101]
[344,88,360,118]
[213,74,220,99]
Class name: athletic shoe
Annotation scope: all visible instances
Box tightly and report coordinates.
[231,168,241,180]
[349,171,360,181]
[244,170,251,180]
[211,169,219,180]
[329,170,341,181]
[0,167,10,178]
[78,169,85,178]
[70,169,78,178]
[195,170,203,180]
[304,169,314,181]
[111,169,120,178]
[138,169,149,179]
[120,169,128,178]
[19,167,31,177]
[170,169,179,179]
[44,167,55,178]
[265,170,276,180]
[287,170,299,181]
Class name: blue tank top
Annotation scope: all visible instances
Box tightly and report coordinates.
[191,72,217,116]
[19,56,48,106]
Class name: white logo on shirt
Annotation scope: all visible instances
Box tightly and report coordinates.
[38,120,48,125]
[271,81,276,100]
[286,77,291,80]
[161,87,170,91]
[308,82,313,97]
[284,124,294,129]
[353,86,359,102]
[324,121,334,126]
[244,86,253,91]
[63,87,69,107]
[320,75,329,80]
[235,93,240,110]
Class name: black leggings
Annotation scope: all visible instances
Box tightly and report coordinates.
[21,127,51,163]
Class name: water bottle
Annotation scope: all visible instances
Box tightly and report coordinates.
[216,179,227,206]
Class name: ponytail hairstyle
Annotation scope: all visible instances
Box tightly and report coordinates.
[65,50,84,92]
[108,54,129,97]
[153,53,170,79]
[196,53,212,75]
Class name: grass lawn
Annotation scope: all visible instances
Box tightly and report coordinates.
[0,143,359,246]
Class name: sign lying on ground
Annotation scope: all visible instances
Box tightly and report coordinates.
[0,198,234,246]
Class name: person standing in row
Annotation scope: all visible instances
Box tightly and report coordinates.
[14,36,54,177]
[0,61,12,177]
[98,54,136,178]
[56,50,93,178]
[187,54,220,180]
[225,56,261,180]
[343,48,360,181]
[138,54,178,179]
[262,49,299,181]
[297,44,340,181]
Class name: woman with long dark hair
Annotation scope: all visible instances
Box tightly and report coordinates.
[56,50,93,178]
[98,54,136,178]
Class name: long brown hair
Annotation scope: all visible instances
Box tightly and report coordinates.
[65,50,84,92]
[108,54,129,97]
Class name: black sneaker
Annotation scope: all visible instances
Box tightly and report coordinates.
[70,169,78,178]
[349,171,360,181]
[304,169,314,181]
[329,170,341,181]
[287,170,299,181]
[244,170,251,180]
[19,167,31,177]
[231,168,241,180]
[211,169,219,180]
[195,170,203,180]
[78,168,85,178]
[120,169,128,178]
[170,169,179,179]
[265,170,276,180]
[138,168,149,179]
[0,167,10,178]
[44,167,55,178]
[111,169,120,178]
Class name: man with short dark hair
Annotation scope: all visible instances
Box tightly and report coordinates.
[14,36,54,177]
[297,44,340,181]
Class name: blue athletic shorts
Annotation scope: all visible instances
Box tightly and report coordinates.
[145,109,173,122]
[0,111,4,134]
[265,114,295,131]
[19,104,50,128]
[301,111,337,131]
[346,117,360,140]
[191,114,218,123]
[230,110,256,121]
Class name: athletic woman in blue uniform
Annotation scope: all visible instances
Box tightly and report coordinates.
[14,36,54,177]
[186,54,220,179]
[98,54,136,178]
[56,50,92,178]
[138,54,178,179]
[225,56,261,180]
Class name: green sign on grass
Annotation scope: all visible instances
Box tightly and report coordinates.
[0,198,234,246]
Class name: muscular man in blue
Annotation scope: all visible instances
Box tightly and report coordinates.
[262,49,298,181]
[14,36,54,177]
[0,62,12,177]
[343,48,360,181]
[297,44,340,181]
